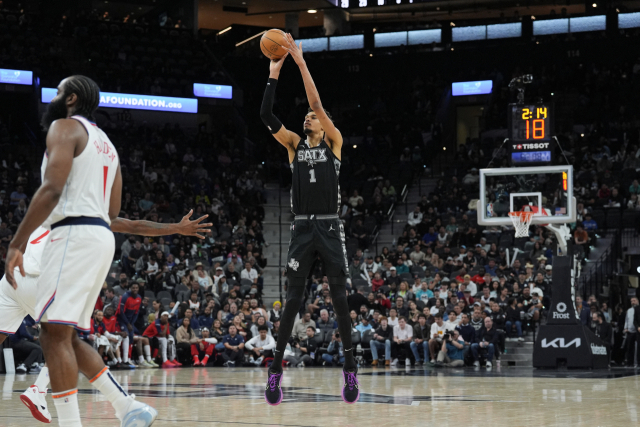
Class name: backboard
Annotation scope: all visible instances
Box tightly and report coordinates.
[477,165,575,226]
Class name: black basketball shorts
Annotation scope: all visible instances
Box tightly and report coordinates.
[285,214,349,279]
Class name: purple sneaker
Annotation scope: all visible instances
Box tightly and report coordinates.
[265,370,284,406]
[341,369,360,404]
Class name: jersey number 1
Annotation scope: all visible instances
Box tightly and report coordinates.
[309,169,316,183]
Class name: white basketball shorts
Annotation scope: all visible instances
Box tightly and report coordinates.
[0,271,38,335]
[36,223,115,333]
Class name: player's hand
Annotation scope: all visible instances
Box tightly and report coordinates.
[269,52,289,75]
[282,33,305,66]
[5,246,25,289]
[177,210,212,239]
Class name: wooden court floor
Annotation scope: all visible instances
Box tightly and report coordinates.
[1,366,639,426]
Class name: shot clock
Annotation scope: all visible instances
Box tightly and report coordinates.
[508,103,555,165]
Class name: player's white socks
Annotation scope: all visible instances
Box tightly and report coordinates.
[88,367,130,419]
[144,345,152,361]
[34,366,50,391]
[52,389,82,427]
[122,338,130,363]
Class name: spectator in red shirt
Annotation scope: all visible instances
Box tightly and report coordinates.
[371,272,385,292]
[143,312,179,368]
[192,328,217,367]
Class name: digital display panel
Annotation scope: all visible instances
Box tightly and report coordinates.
[509,104,553,142]
[42,88,198,113]
[452,80,493,96]
[193,83,232,99]
[0,68,33,85]
[297,37,328,52]
[619,12,640,29]
[569,15,606,33]
[511,151,552,164]
[329,34,364,51]
[341,0,431,7]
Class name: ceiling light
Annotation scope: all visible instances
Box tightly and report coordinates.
[308,9,317,13]
[592,3,597,7]
[217,26,232,35]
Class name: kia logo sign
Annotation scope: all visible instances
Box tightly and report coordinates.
[541,338,581,348]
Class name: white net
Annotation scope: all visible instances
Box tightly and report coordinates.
[508,211,535,238]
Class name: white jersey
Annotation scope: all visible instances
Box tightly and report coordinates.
[40,115,119,229]
[23,226,50,276]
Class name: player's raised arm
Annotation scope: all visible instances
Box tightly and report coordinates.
[260,52,301,162]
[283,33,343,152]
[111,210,212,239]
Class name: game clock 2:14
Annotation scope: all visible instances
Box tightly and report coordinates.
[509,104,553,142]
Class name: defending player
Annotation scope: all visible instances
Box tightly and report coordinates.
[0,212,211,423]
[259,34,360,405]
[5,75,198,427]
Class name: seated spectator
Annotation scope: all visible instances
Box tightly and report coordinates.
[370,316,393,366]
[221,325,245,367]
[391,316,413,366]
[356,315,373,337]
[192,262,214,292]
[11,319,43,374]
[192,327,217,367]
[143,312,179,368]
[471,317,499,368]
[90,310,122,368]
[241,261,259,284]
[434,329,465,367]
[294,326,318,367]
[456,313,475,346]
[250,315,273,337]
[427,313,448,363]
[176,317,200,365]
[410,314,430,364]
[268,301,282,323]
[245,324,276,366]
[291,312,315,340]
[407,206,423,226]
[322,331,345,366]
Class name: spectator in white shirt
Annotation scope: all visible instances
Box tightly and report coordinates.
[428,313,449,363]
[391,317,413,366]
[387,308,399,328]
[407,206,423,227]
[240,262,259,284]
[245,325,276,366]
[446,311,461,328]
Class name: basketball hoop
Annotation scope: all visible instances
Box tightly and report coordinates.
[509,211,535,237]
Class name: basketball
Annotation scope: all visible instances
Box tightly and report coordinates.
[260,29,287,60]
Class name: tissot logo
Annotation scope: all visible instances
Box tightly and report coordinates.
[541,338,581,348]
[513,143,550,150]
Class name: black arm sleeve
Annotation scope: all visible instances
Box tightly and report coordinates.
[260,78,283,134]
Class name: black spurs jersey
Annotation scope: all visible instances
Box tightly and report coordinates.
[290,139,341,215]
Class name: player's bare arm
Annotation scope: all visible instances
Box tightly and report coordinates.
[260,51,301,164]
[111,209,212,239]
[5,119,85,288]
[282,33,343,157]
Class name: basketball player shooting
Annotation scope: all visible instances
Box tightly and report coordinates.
[260,34,360,405]
[0,212,210,423]
[4,76,158,427]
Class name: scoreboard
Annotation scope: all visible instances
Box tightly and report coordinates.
[336,0,431,8]
[508,103,554,165]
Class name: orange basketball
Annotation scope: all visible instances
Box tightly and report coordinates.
[260,29,287,60]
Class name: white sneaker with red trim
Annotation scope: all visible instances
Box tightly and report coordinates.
[20,385,52,423]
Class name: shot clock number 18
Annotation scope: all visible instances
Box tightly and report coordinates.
[509,103,553,143]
